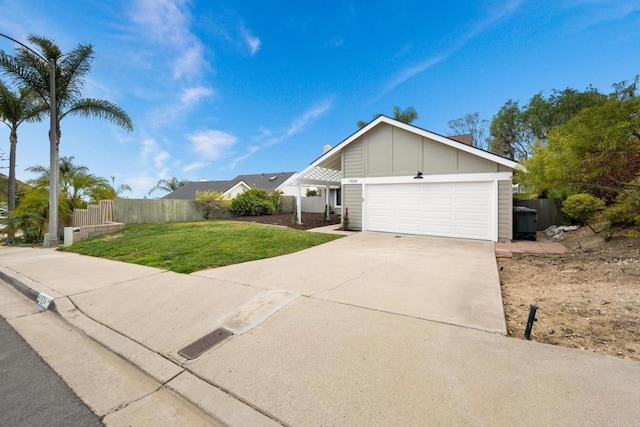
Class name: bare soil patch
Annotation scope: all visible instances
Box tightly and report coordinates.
[223,212,342,231]
[499,226,640,361]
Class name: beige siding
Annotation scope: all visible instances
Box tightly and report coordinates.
[343,138,364,178]
[457,150,498,173]
[360,122,504,177]
[343,185,363,230]
[498,180,513,241]
[364,123,392,176]
[498,164,512,172]
[391,126,422,174]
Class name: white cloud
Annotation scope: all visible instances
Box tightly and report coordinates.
[180,86,215,106]
[130,0,206,80]
[230,146,260,168]
[183,161,207,172]
[140,138,170,169]
[383,0,523,94]
[189,130,237,161]
[241,25,261,56]
[267,98,333,145]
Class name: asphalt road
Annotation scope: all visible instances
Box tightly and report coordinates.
[0,314,103,427]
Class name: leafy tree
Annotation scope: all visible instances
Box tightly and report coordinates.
[305,188,319,197]
[89,176,131,203]
[357,106,418,128]
[521,80,640,200]
[0,34,133,158]
[0,82,47,211]
[523,87,606,141]
[487,100,531,160]
[148,177,186,195]
[447,112,489,150]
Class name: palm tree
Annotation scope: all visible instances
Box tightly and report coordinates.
[0,82,47,211]
[27,156,108,210]
[0,34,133,151]
[148,177,186,196]
[356,106,418,128]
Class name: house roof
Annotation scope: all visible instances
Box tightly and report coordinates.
[448,134,473,146]
[298,116,519,185]
[162,171,297,199]
[162,180,240,199]
[231,172,297,193]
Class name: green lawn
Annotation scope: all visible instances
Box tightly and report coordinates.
[60,221,343,274]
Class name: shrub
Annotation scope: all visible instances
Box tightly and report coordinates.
[604,181,640,226]
[193,191,230,220]
[562,193,605,231]
[269,190,284,214]
[306,188,319,197]
[230,188,275,216]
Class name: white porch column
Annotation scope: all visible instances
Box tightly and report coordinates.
[296,179,303,224]
[325,182,330,217]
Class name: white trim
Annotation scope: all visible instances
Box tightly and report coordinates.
[223,181,251,198]
[342,171,512,185]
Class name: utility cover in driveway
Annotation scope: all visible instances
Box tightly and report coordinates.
[179,328,233,360]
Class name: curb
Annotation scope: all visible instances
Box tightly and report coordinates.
[0,268,281,426]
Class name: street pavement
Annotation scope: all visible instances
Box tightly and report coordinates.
[0,310,102,427]
[0,232,639,426]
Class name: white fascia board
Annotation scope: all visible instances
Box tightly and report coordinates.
[224,181,251,196]
[342,172,512,185]
[277,172,299,189]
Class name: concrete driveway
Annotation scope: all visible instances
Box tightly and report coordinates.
[193,231,506,334]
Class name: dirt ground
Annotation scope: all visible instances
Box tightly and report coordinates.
[499,226,640,362]
[224,212,342,230]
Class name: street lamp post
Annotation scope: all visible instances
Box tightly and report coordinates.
[0,33,59,247]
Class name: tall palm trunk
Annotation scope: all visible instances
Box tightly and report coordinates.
[8,127,17,211]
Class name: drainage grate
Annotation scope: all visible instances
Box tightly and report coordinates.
[178,328,233,360]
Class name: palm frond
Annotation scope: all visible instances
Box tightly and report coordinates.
[62,98,133,131]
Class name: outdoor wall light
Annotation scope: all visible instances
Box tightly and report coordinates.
[414,171,423,179]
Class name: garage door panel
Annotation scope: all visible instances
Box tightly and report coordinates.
[366,182,493,241]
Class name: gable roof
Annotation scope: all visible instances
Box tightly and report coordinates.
[162,180,240,199]
[162,171,297,199]
[231,172,296,193]
[306,115,519,175]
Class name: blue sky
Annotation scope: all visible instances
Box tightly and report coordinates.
[1,0,639,197]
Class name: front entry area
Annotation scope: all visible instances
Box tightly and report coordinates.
[364,181,494,241]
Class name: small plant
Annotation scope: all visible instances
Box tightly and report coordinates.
[562,193,605,232]
[306,188,319,197]
[193,191,230,220]
[230,188,275,216]
[341,207,349,231]
[323,204,329,221]
[292,207,299,224]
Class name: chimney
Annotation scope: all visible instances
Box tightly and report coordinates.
[323,144,332,154]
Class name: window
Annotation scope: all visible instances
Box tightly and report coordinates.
[335,188,342,207]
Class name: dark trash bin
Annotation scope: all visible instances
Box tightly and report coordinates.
[513,206,537,241]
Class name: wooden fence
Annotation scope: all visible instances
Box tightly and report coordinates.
[513,198,567,230]
[72,200,114,227]
[112,199,206,224]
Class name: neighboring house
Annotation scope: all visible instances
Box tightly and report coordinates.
[163,172,297,200]
[295,116,518,242]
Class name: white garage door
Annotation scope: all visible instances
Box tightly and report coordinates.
[366,182,493,240]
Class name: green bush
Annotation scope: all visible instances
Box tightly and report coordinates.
[269,190,284,214]
[605,189,640,226]
[561,193,605,226]
[193,191,230,219]
[230,188,275,216]
[306,188,319,197]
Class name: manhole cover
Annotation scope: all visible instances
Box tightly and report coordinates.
[178,328,233,360]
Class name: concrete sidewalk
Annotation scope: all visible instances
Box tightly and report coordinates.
[1,241,639,426]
